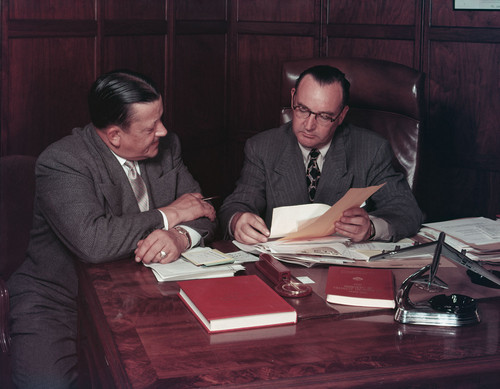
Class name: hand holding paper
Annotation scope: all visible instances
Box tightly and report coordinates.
[275,184,384,241]
[335,206,372,242]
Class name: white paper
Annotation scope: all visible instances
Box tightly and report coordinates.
[145,258,245,282]
[182,247,234,266]
[224,250,259,263]
[424,217,500,247]
[269,203,330,238]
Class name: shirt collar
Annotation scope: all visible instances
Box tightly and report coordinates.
[297,140,332,163]
[110,149,131,167]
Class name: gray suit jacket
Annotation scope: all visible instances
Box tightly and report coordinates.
[9,124,216,303]
[219,122,423,242]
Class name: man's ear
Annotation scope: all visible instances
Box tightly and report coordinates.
[104,125,122,148]
[337,105,350,126]
[290,88,296,107]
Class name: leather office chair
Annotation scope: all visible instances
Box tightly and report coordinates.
[0,155,37,388]
[280,57,425,192]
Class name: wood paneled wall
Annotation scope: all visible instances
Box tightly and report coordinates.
[1,0,499,222]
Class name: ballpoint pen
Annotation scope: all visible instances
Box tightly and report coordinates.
[202,196,220,202]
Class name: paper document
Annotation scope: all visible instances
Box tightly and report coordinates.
[350,240,415,258]
[233,237,433,268]
[182,247,234,266]
[232,236,354,267]
[419,227,499,263]
[424,217,500,252]
[224,250,259,263]
[145,258,245,282]
[233,235,416,266]
[269,203,330,238]
[419,219,500,263]
[278,184,384,240]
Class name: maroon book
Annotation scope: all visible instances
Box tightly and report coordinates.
[326,267,395,308]
[178,275,297,333]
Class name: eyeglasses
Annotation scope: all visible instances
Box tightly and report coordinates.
[292,98,343,126]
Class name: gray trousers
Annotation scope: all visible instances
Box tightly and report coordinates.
[9,291,78,389]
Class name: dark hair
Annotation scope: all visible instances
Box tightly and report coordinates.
[295,65,350,107]
[88,69,161,129]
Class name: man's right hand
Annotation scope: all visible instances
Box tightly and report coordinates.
[231,212,270,244]
[159,193,215,227]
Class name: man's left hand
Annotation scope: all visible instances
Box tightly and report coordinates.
[334,207,372,242]
[134,229,187,264]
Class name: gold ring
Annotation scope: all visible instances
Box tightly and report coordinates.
[159,250,167,259]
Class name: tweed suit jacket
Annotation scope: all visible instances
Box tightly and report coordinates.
[9,124,216,303]
[219,122,423,242]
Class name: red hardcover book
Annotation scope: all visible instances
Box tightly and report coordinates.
[178,275,297,333]
[325,267,395,308]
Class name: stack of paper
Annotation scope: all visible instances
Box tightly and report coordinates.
[420,217,500,263]
[145,258,245,282]
[233,237,415,268]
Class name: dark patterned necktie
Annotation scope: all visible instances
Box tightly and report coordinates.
[306,149,321,202]
[124,161,149,212]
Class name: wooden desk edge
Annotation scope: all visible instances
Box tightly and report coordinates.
[77,262,133,389]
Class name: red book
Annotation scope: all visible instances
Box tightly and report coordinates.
[178,275,297,333]
[325,267,395,308]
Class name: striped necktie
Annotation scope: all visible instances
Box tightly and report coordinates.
[124,161,149,212]
[306,149,321,202]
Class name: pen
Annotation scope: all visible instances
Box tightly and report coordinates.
[202,196,220,202]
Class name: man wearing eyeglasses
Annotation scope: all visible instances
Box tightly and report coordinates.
[219,65,422,244]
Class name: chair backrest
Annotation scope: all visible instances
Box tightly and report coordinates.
[280,57,425,191]
[1,155,36,362]
[0,155,37,281]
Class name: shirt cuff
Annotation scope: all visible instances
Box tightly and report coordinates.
[178,226,201,249]
[158,209,169,230]
[227,213,237,239]
[158,210,201,248]
[369,216,392,241]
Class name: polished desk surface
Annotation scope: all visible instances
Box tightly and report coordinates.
[77,244,500,389]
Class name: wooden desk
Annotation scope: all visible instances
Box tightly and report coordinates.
[77,251,500,388]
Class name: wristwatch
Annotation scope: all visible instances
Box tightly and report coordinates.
[173,226,192,251]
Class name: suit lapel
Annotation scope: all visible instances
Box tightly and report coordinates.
[140,156,172,209]
[315,126,354,205]
[273,128,309,205]
[141,133,184,209]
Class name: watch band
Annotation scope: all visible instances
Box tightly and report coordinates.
[173,226,191,251]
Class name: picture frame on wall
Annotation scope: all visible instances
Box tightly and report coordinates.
[454,0,500,9]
